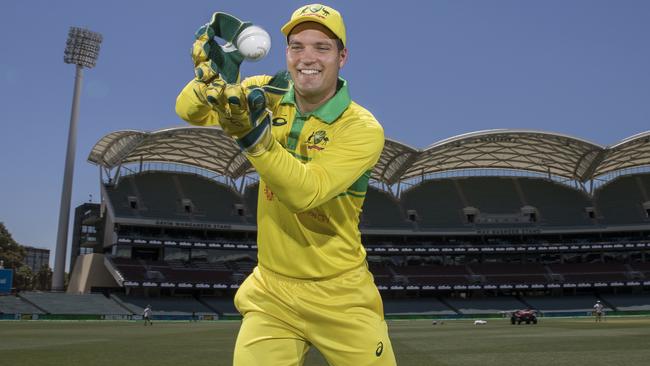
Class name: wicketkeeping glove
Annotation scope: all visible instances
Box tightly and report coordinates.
[191,12,251,84]
[187,13,290,156]
[208,80,273,156]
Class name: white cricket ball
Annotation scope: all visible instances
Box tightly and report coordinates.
[236,25,271,61]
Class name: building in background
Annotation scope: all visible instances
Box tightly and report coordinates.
[70,202,104,274]
[23,246,50,272]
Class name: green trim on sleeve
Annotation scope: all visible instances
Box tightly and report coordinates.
[333,170,372,199]
[348,170,371,193]
[337,191,366,198]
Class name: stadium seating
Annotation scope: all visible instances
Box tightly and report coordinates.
[201,296,239,315]
[174,173,246,223]
[93,169,650,317]
[457,177,523,214]
[382,297,457,315]
[522,295,604,313]
[600,294,650,311]
[243,182,259,224]
[0,295,44,314]
[548,263,630,283]
[106,172,246,223]
[19,292,131,315]
[594,174,650,225]
[111,257,235,286]
[368,261,394,287]
[104,175,139,217]
[114,294,216,315]
[469,263,549,285]
[640,174,650,193]
[130,172,180,218]
[469,262,547,275]
[628,262,650,278]
[230,259,256,277]
[392,265,471,287]
[360,187,412,229]
[518,177,594,226]
[109,257,151,283]
[443,296,526,314]
[401,179,466,228]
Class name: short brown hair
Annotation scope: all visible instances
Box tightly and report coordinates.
[335,38,344,51]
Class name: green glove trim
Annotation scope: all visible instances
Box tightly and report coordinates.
[262,70,291,95]
[235,88,272,154]
[237,118,271,153]
[208,12,250,44]
[193,13,253,83]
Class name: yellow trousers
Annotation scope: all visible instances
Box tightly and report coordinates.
[233,264,396,366]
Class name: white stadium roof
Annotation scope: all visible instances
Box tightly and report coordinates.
[88,127,650,186]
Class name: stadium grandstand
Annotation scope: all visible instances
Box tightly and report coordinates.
[5,127,650,320]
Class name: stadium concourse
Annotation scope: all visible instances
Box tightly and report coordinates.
[4,128,650,320]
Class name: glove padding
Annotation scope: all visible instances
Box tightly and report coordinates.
[192,12,251,84]
[208,80,273,156]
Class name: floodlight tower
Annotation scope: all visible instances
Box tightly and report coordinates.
[52,27,102,292]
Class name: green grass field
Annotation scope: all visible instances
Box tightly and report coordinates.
[2,317,649,365]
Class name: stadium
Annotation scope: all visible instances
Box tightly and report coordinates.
[4,127,650,366]
[3,127,649,320]
[4,1,650,365]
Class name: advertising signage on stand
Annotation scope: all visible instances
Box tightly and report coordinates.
[0,269,13,294]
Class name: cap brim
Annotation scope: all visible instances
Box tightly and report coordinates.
[282,18,313,37]
[281,17,336,41]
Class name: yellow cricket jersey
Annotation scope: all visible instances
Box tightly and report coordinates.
[176,73,384,279]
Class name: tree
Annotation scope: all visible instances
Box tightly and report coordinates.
[0,222,54,292]
[34,266,53,291]
[13,265,33,290]
[0,222,25,270]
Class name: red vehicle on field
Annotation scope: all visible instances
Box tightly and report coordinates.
[510,309,538,325]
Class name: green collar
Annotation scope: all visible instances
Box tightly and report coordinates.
[280,77,351,124]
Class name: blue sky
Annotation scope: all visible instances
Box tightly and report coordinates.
[1,0,649,268]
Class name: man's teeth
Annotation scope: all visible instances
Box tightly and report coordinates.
[301,70,320,74]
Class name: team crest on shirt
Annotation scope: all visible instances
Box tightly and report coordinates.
[306,130,329,151]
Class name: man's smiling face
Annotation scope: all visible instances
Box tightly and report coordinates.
[286,21,347,108]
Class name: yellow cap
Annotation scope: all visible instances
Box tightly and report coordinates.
[281,4,346,47]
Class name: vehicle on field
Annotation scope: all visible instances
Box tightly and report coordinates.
[510,309,538,325]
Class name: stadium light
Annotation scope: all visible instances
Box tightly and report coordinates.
[52,27,103,292]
